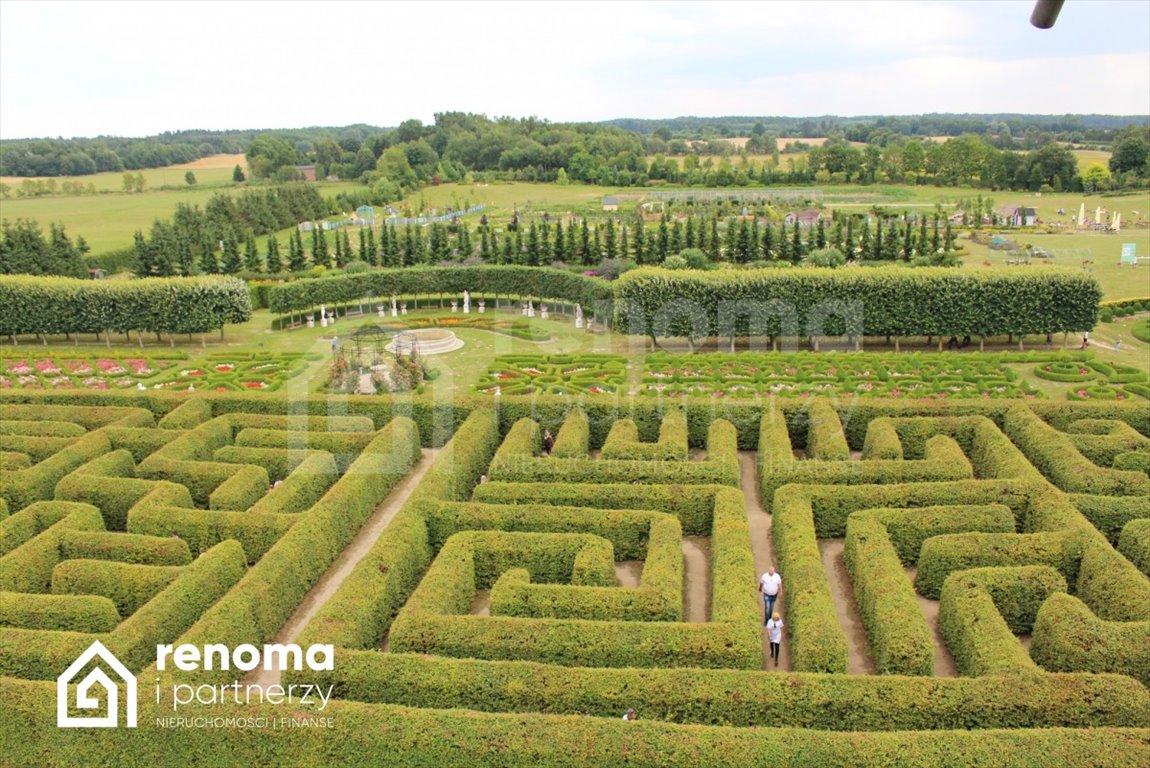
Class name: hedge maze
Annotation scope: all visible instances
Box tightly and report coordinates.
[1,389,1149,765]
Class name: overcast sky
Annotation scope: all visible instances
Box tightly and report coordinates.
[2,0,1147,140]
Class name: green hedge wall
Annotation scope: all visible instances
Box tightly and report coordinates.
[550,409,590,458]
[168,417,421,684]
[1118,518,1150,576]
[0,275,251,337]
[49,559,180,616]
[939,566,1065,676]
[0,591,120,633]
[1030,593,1150,686]
[4,679,1150,768]
[615,266,1101,339]
[268,265,613,316]
[291,649,1150,731]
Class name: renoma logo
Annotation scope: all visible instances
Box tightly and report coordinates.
[57,640,137,728]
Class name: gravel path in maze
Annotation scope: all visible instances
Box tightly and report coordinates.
[819,539,877,675]
[905,566,959,677]
[739,451,792,671]
[681,536,711,622]
[249,448,439,685]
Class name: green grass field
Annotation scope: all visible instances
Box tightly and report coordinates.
[0,154,247,192]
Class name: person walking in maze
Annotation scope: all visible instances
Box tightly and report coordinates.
[759,566,782,625]
[542,429,554,455]
[766,613,784,667]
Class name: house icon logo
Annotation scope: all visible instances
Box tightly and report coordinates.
[57,640,137,728]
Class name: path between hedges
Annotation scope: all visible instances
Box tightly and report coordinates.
[739,452,792,672]
[248,448,439,687]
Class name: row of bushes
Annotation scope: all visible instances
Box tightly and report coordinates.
[1030,593,1150,686]
[164,416,421,684]
[268,265,613,316]
[0,537,246,679]
[1066,418,1150,467]
[1002,405,1149,496]
[1119,518,1150,576]
[0,590,120,633]
[938,566,1065,676]
[601,411,689,461]
[614,266,1102,339]
[6,678,1150,767]
[472,482,722,537]
[551,409,589,457]
[2,386,1142,455]
[843,506,1015,676]
[0,275,252,337]
[491,417,740,486]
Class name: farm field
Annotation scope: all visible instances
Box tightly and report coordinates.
[0,153,248,191]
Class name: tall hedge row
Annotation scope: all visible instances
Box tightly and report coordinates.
[614,266,1101,339]
[0,275,251,337]
[268,265,613,315]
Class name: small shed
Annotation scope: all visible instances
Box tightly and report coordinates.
[88,268,105,280]
[601,196,619,212]
[295,165,317,182]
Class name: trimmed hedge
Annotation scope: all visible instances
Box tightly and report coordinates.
[1030,592,1150,686]
[1002,405,1149,496]
[0,591,120,633]
[471,482,722,537]
[0,274,251,337]
[854,504,1016,566]
[1118,518,1150,576]
[0,502,104,593]
[0,539,245,679]
[4,680,1150,768]
[550,409,590,458]
[166,417,421,684]
[58,529,191,566]
[295,412,496,652]
[615,266,1101,339]
[843,512,933,675]
[268,265,613,316]
[292,649,1150,731]
[50,559,180,616]
[806,400,850,460]
[1070,493,1150,545]
[601,410,689,461]
[915,531,1069,600]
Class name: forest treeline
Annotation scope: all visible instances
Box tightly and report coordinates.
[2,113,1146,185]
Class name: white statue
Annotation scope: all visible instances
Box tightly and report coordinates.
[575,304,584,329]
[307,316,315,328]
[527,300,535,318]
[451,300,458,313]
[378,305,385,318]
[478,299,486,314]
[540,303,549,319]
[463,290,471,314]
[320,304,328,328]
[401,302,408,315]
[390,295,398,317]
[521,301,528,316]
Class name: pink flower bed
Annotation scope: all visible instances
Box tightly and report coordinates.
[7,360,33,374]
[35,360,61,374]
[96,360,127,374]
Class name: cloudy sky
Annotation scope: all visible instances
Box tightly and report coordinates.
[1,0,1147,139]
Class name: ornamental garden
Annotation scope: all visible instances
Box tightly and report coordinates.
[1,259,1148,766]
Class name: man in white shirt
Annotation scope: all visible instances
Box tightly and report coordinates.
[759,566,782,625]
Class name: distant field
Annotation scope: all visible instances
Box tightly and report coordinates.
[959,226,1150,300]
[0,177,365,255]
[0,154,247,192]
[1073,149,1112,172]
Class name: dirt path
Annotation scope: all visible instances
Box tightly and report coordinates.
[819,538,876,675]
[905,566,958,677]
[248,448,438,686]
[739,451,791,671]
[470,590,492,616]
[616,561,643,587]
[681,536,711,622]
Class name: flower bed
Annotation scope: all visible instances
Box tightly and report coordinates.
[0,356,172,389]
[146,352,312,393]
[641,352,1049,399]
[476,354,625,396]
